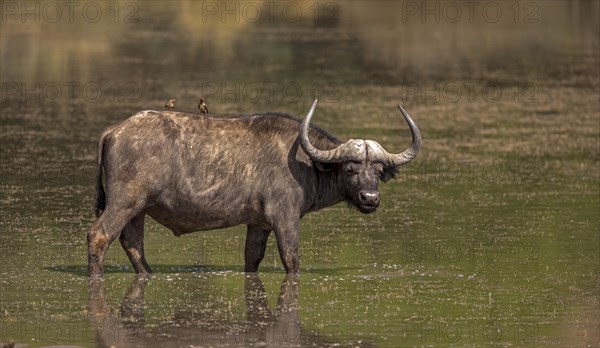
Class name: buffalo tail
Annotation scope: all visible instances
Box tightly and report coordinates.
[95,133,107,217]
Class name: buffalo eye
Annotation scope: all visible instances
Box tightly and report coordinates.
[373,163,383,177]
[373,163,384,177]
[344,162,359,176]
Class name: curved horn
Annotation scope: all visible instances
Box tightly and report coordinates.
[387,105,422,166]
[299,99,346,163]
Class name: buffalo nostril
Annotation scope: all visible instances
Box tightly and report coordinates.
[359,191,380,205]
[371,192,380,205]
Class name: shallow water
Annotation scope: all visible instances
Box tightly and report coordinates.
[1,1,599,347]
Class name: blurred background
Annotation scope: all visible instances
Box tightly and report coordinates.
[1,1,598,347]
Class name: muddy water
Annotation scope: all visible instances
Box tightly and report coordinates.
[1,1,598,347]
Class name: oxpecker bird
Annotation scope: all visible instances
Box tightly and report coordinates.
[165,99,176,110]
[198,97,208,114]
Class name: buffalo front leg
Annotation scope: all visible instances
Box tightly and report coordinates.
[273,219,300,274]
[244,224,271,272]
[119,213,152,274]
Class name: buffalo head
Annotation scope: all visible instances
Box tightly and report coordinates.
[299,100,422,214]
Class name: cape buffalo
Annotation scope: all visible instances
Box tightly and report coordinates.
[88,100,421,277]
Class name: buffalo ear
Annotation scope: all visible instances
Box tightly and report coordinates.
[314,162,336,172]
[381,165,400,182]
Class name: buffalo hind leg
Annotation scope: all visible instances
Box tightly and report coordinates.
[88,202,145,277]
[244,224,271,272]
[119,213,152,274]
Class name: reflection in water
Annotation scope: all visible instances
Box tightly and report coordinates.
[88,275,358,347]
[88,275,149,347]
[244,274,300,346]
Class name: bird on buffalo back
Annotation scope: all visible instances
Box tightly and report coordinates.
[165,99,176,110]
[198,97,208,114]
